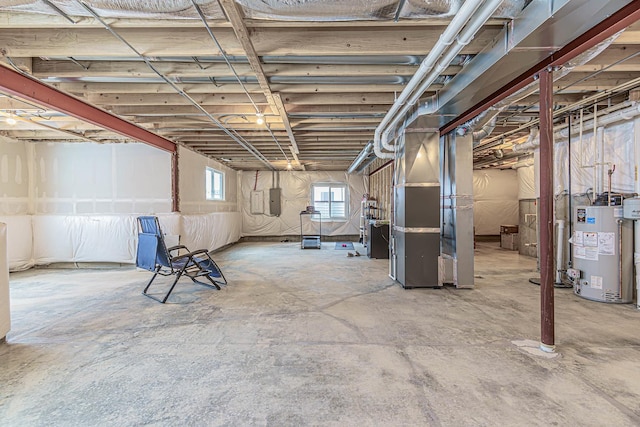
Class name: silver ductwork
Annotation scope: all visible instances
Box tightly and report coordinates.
[374,0,506,159]
[347,141,373,174]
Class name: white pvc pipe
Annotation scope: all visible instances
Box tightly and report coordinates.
[634,117,640,309]
[593,104,598,200]
[512,104,640,153]
[0,222,10,340]
[379,0,504,155]
[375,99,436,159]
[635,222,640,310]
[373,0,487,157]
[596,126,605,198]
[556,219,565,284]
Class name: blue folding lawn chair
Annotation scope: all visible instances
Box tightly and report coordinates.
[136,216,227,303]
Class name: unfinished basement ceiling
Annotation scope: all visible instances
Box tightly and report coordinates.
[0,0,639,171]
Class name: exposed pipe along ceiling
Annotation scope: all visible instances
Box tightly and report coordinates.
[1,0,640,385]
[0,0,635,172]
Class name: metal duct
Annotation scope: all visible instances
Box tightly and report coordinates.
[456,108,501,144]
[511,128,538,154]
[347,141,373,174]
[472,116,498,143]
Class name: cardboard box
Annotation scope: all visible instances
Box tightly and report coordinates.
[500,225,519,234]
[500,232,519,251]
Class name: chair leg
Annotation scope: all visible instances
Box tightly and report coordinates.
[142,265,185,304]
[201,275,221,290]
[211,260,227,286]
[161,270,184,303]
[143,266,161,294]
[192,256,225,288]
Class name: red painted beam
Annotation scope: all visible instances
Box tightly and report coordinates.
[539,68,555,351]
[0,65,176,153]
[171,151,180,213]
[440,1,640,135]
[369,159,393,176]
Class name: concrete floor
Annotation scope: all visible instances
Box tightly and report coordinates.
[1,241,640,426]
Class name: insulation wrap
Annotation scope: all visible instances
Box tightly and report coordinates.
[0,222,10,339]
[0,0,525,20]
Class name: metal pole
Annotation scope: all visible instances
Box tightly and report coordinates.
[172,151,180,213]
[539,68,555,352]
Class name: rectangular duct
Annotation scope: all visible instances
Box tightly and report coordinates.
[440,132,474,288]
[393,130,441,288]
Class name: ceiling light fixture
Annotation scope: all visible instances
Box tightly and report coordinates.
[256,113,265,126]
[6,114,16,125]
[287,161,292,170]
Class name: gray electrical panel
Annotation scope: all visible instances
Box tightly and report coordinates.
[269,188,281,216]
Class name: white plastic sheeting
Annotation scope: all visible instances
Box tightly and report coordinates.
[0,212,238,271]
[555,121,636,196]
[517,165,535,200]
[473,169,519,235]
[181,212,242,251]
[179,146,238,214]
[241,171,366,236]
[0,223,10,340]
[0,215,34,271]
[33,215,138,264]
[516,117,638,199]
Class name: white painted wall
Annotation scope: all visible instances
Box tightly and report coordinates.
[178,146,238,213]
[0,137,30,215]
[33,142,172,214]
[241,170,367,236]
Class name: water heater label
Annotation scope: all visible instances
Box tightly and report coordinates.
[586,217,596,224]
[590,275,603,290]
[577,208,586,223]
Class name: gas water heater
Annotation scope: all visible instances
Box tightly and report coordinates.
[571,205,633,303]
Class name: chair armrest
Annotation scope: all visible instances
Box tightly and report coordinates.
[168,245,188,252]
[186,249,209,257]
[173,248,209,262]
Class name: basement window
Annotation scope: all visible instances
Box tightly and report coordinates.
[206,167,224,201]
[311,183,348,220]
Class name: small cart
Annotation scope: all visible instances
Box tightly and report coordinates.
[300,210,322,249]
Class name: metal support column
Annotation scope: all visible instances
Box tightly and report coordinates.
[539,68,555,352]
[171,151,180,213]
